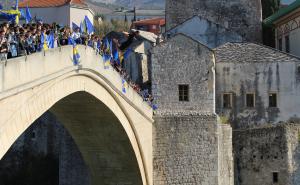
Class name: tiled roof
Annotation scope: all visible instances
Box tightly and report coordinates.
[19,0,86,8]
[214,42,300,63]
[133,18,165,26]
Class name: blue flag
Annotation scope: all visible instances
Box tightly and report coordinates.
[124,48,132,60]
[113,49,119,61]
[105,38,109,48]
[68,37,74,45]
[72,22,79,31]
[152,104,158,110]
[40,33,48,51]
[97,40,101,50]
[113,49,120,65]
[110,39,113,55]
[102,54,111,69]
[80,22,85,34]
[47,32,55,48]
[84,16,94,34]
[122,79,128,93]
[15,0,19,9]
[73,44,80,65]
[25,6,32,23]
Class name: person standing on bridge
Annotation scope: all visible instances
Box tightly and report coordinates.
[71,27,82,45]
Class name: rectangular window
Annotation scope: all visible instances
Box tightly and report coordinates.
[269,93,277,108]
[246,93,255,108]
[273,172,279,183]
[223,93,232,108]
[179,85,189,102]
[285,35,290,53]
[278,38,282,51]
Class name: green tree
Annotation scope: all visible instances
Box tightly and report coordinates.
[262,0,280,19]
[94,19,131,37]
[262,0,281,47]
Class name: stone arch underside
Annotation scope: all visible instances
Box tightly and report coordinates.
[0,71,152,185]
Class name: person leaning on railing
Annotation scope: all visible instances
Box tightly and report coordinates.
[0,30,8,61]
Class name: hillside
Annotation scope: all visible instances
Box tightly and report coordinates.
[88,0,165,9]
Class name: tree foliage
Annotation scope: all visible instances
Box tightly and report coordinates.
[261,0,281,47]
[261,0,281,19]
[94,17,131,37]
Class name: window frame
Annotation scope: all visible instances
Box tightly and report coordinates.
[278,37,282,51]
[178,84,189,102]
[222,93,233,109]
[245,93,255,108]
[31,131,36,140]
[272,172,279,183]
[285,35,290,53]
[269,92,278,108]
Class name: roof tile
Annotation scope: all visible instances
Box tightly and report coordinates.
[214,42,300,63]
[19,0,86,8]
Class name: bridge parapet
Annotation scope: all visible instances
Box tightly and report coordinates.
[0,45,153,119]
[0,45,154,185]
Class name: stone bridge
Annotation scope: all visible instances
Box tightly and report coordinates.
[0,45,153,185]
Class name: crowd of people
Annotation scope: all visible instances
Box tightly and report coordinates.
[0,21,156,109]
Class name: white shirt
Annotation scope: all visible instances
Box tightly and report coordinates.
[72,32,81,40]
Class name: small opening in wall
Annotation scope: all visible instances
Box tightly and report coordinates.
[273,172,279,183]
[223,93,232,108]
[278,38,282,51]
[31,131,36,140]
[178,84,189,102]
[253,155,256,159]
[246,93,255,108]
[285,35,290,53]
[269,93,278,108]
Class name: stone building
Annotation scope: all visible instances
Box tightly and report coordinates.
[152,33,233,185]
[151,31,300,185]
[234,123,300,185]
[264,1,300,57]
[165,16,243,49]
[105,30,157,88]
[19,0,94,28]
[215,42,300,129]
[165,0,262,42]
[150,0,300,184]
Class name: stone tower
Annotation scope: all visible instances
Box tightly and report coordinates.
[166,0,262,42]
[151,34,233,185]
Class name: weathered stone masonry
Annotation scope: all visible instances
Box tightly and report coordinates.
[152,34,233,185]
[166,0,262,42]
[234,123,300,185]
[153,114,219,185]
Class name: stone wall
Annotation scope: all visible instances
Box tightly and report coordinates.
[166,16,243,49]
[152,33,233,185]
[153,114,233,185]
[234,123,300,185]
[215,43,300,129]
[165,0,262,42]
[153,114,219,185]
[218,124,234,185]
[0,111,90,185]
[285,123,300,185]
[151,34,215,113]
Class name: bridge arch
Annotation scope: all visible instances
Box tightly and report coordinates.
[0,50,153,185]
